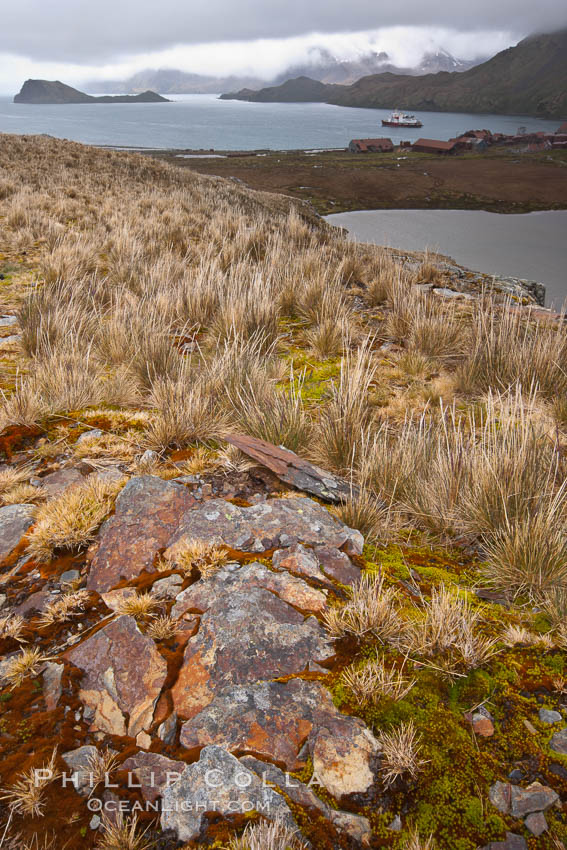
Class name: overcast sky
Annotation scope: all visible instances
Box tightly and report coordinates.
[0,0,565,92]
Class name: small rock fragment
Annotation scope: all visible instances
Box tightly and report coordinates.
[539,708,562,724]
[524,811,548,836]
[550,727,567,754]
[42,662,64,711]
[0,504,35,564]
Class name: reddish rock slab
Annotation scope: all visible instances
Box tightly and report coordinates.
[171,587,335,720]
[179,679,339,769]
[0,504,35,564]
[314,545,362,587]
[65,614,167,737]
[171,562,327,618]
[165,496,363,560]
[121,751,186,803]
[37,467,84,497]
[223,433,357,503]
[87,476,194,593]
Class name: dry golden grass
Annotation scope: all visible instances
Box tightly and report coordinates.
[26,474,126,561]
[323,573,401,643]
[144,374,229,451]
[0,749,58,818]
[146,614,179,641]
[85,748,120,790]
[1,482,45,505]
[38,589,91,627]
[0,464,33,497]
[228,820,306,850]
[341,658,416,705]
[95,814,155,850]
[0,613,26,642]
[164,539,229,577]
[115,592,159,620]
[331,487,390,543]
[402,828,437,850]
[378,720,426,787]
[1,647,52,689]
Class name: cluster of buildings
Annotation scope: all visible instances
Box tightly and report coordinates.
[348,122,567,156]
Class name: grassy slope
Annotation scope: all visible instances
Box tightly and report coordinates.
[0,135,566,849]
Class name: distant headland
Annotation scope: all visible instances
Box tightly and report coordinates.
[14,79,169,104]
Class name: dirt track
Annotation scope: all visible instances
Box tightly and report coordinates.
[151,148,567,215]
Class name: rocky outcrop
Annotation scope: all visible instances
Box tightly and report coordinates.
[65,615,167,736]
[160,746,295,842]
[87,476,194,592]
[0,503,35,563]
[121,751,186,803]
[165,496,363,558]
[179,679,341,769]
[171,587,335,720]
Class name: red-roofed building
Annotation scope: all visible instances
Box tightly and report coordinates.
[412,138,458,154]
[557,121,567,134]
[349,138,394,153]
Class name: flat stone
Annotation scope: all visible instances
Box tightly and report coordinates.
[273,543,326,583]
[471,712,495,737]
[0,504,35,563]
[100,587,137,612]
[59,569,80,585]
[539,708,562,724]
[38,468,84,497]
[15,589,50,616]
[160,746,295,842]
[66,615,167,737]
[509,782,559,817]
[62,745,99,794]
[42,662,64,711]
[239,755,327,814]
[481,834,527,850]
[524,811,548,836]
[171,562,327,619]
[314,545,361,586]
[171,588,335,720]
[310,715,381,801]
[135,731,152,749]
[329,810,372,845]
[121,751,186,803]
[179,679,341,769]
[150,574,183,600]
[76,429,103,444]
[87,476,194,593]
[165,496,363,560]
[550,726,567,754]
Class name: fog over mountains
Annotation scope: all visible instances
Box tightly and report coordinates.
[86,47,482,95]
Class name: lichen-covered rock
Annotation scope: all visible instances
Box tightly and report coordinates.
[42,661,64,711]
[171,561,327,618]
[160,746,295,842]
[87,476,194,593]
[121,751,186,803]
[165,496,363,559]
[310,715,381,801]
[272,543,324,582]
[62,745,99,795]
[550,726,567,754]
[179,679,340,769]
[66,615,167,736]
[0,503,35,563]
[37,467,84,497]
[171,588,335,720]
[480,834,527,850]
[314,545,362,586]
[524,811,548,836]
[489,780,559,817]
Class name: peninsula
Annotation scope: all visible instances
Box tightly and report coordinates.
[13,79,169,104]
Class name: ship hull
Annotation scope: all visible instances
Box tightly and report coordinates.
[382,119,422,128]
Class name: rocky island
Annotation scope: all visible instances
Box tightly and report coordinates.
[14,79,169,104]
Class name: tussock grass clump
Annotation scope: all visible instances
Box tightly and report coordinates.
[331,487,389,543]
[341,658,416,705]
[95,814,155,850]
[1,647,52,689]
[456,303,567,398]
[38,589,91,627]
[0,749,58,818]
[116,592,159,620]
[146,615,178,641]
[314,338,377,473]
[0,613,26,642]
[323,573,401,643]
[378,720,426,787]
[228,819,306,850]
[27,474,126,561]
[402,587,499,674]
[145,374,228,450]
[403,829,437,850]
[164,539,229,577]
[231,373,313,454]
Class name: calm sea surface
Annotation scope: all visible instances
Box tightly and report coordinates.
[326,209,567,309]
[0,94,561,150]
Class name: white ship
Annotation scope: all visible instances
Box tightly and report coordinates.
[382,110,423,128]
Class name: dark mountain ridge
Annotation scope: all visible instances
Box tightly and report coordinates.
[14,80,169,104]
[221,30,567,119]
